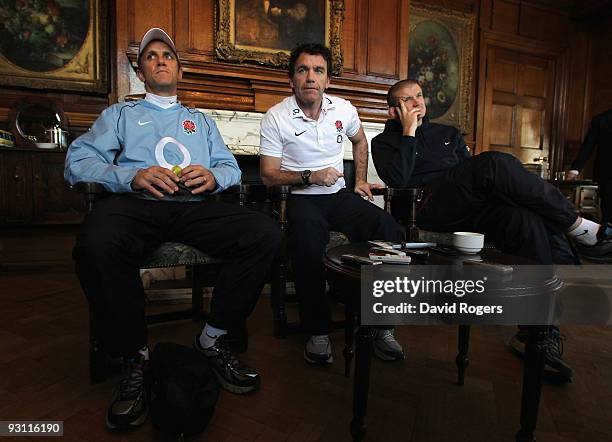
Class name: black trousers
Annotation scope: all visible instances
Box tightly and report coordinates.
[74,195,281,358]
[417,152,578,265]
[287,190,404,334]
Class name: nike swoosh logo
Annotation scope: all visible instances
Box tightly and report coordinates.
[444,142,450,145]
[138,120,152,126]
[295,130,307,136]
[573,229,589,237]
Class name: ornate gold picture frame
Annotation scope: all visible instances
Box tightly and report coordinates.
[409,3,475,132]
[215,0,344,75]
[0,0,108,93]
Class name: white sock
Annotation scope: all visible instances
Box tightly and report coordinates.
[138,346,149,361]
[567,217,600,246]
[199,324,227,349]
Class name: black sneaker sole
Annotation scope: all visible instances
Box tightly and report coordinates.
[210,368,260,395]
[303,350,334,365]
[105,407,148,431]
[373,346,405,361]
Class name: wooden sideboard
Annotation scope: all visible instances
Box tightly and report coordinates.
[0,148,85,225]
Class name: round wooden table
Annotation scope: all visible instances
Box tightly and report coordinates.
[323,242,563,442]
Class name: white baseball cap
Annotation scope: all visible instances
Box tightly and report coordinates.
[138,27,179,66]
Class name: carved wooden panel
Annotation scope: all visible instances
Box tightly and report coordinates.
[32,153,84,224]
[492,58,517,93]
[0,151,33,224]
[522,64,548,98]
[520,107,543,149]
[490,104,514,146]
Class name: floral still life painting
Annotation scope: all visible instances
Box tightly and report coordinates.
[409,3,474,132]
[409,22,458,120]
[0,0,88,72]
[0,0,107,92]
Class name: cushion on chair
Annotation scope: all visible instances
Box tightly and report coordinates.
[326,231,349,251]
[142,242,225,268]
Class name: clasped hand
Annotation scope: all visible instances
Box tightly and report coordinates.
[132,165,216,198]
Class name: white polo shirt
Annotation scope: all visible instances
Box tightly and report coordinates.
[260,94,361,195]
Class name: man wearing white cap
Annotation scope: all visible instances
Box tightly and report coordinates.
[65,28,281,430]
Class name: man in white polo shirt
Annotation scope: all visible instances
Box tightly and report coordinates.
[260,43,405,365]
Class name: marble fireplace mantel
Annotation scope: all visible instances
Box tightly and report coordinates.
[202,108,386,187]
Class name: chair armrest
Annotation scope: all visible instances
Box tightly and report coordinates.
[265,185,292,196]
[371,186,423,241]
[74,182,107,213]
[262,185,292,230]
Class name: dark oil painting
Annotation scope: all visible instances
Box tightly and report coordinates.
[409,20,459,119]
[0,0,89,72]
[235,0,325,51]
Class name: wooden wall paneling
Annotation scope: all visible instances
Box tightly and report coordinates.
[423,0,477,13]
[129,0,175,43]
[31,154,84,224]
[115,0,134,101]
[550,46,568,174]
[490,0,519,35]
[183,0,215,56]
[363,0,409,81]
[1,152,33,224]
[342,0,357,72]
[589,17,612,116]
[366,0,400,77]
[558,34,593,173]
[398,0,410,82]
[356,0,369,76]
[519,3,570,45]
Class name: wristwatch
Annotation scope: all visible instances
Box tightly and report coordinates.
[301,170,312,185]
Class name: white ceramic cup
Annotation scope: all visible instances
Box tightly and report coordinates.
[452,232,485,254]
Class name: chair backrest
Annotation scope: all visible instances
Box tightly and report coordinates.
[343,159,355,190]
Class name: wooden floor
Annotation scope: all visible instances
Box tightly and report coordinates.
[1,265,611,442]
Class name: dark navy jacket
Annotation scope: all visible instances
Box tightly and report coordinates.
[372,117,471,188]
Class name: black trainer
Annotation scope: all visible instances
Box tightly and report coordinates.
[509,326,573,383]
[193,334,260,394]
[576,222,612,262]
[106,354,149,430]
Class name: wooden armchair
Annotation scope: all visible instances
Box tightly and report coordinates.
[266,161,424,338]
[77,182,252,383]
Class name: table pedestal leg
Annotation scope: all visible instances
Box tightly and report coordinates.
[516,325,548,442]
[344,300,355,377]
[456,325,471,386]
[351,324,373,442]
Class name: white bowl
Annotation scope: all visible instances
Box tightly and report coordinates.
[453,232,484,254]
[35,142,59,149]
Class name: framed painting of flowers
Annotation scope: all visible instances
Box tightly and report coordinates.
[0,0,108,92]
[409,3,475,132]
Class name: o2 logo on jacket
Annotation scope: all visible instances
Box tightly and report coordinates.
[155,137,192,170]
[182,119,197,135]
